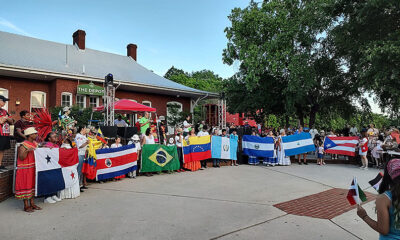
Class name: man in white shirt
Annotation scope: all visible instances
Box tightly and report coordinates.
[114,115,128,127]
[183,115,192,137]
[197,125,209,137]
[350,125,358,136]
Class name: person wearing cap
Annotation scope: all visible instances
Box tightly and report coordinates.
[357,158,400,238]
[0,95,14,172]
[15,127,41,212]
[127,134,141,178]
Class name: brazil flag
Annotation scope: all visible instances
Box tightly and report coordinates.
[141,144,180,172]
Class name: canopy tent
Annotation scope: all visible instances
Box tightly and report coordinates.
[94,99,156,113]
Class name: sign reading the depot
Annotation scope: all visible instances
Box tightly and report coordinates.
[77,83,104,96]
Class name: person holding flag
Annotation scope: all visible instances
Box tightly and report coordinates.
[357,158,400,238]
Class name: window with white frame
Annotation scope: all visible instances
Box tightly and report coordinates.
[142,101,152,117]
[31,91,46,110]
[0,88,9,111]
[89,96,99,108]
[61,92,73,107]
[76,95,86,108]
[166,101,183,134]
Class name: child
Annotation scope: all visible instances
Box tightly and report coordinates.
[359,130,369,170]
[371,135,384,169]
[317,141,325,165]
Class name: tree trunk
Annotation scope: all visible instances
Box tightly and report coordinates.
[309,104,319,128]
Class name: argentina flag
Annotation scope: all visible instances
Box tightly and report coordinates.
[281,132,315,156]
[242,135,274,157]
[211,136,238,160]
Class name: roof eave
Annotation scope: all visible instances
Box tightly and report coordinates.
[0,64,218,98]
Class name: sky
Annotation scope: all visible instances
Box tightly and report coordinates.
[0,0,248,78]
[0,0,382,113]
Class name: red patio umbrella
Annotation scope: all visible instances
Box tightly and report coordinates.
[94,99,156,113]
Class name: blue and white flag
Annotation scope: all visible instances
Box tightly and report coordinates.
[281,132,315,156]
[211,136,238,160]
[230,134,239,160]
[34,148,79,196]
[242,135,274,157]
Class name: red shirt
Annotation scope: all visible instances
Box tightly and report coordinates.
[0,108,10,136]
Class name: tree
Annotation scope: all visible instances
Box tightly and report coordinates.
[328,0,400,113]
[164,67,223,93]
[223,0,359,127]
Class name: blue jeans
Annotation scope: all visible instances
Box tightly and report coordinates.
[213,158,220,166]
[78,155,85,186]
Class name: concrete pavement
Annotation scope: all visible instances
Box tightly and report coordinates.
[0,164,380,240]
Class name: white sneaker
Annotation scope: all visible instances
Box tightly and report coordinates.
[44,197,56,204]
[52,195,61,202]
[359,166,365,169]
[364,167,369,170]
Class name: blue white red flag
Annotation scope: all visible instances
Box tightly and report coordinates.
[281,132,315,156]
[95,144,138,181]
[34,148,79,196]
[242,135,274,157]
[324,136,358,156]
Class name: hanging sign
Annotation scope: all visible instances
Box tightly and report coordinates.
[77,83,104,96]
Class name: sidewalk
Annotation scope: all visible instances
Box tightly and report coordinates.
[0,164,380,240]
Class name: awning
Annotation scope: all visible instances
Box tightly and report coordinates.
[94,99,156,113]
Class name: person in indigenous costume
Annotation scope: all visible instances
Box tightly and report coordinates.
[263,130,278,166]
[60,107,77,130]
[15,127,41,212]
[41,132,62,204]
[277,129,291,166]
[183,128,202,171]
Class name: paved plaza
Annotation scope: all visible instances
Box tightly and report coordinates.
[0,164,380,240]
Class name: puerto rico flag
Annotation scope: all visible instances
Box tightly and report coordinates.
[34,148,79,196]
[95,144,138,181]
[242,135,274,157]
[183,135,211,163]
[324,136,358,156]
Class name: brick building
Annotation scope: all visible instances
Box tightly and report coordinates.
[0,29,216,201]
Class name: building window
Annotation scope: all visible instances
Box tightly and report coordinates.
[0,88,9,111]
[61,92,73,107]
[89,96,99,108]
[142,101,152,117]
[76,95,86,108]
[31,91,46,111]
[166,101,183,134]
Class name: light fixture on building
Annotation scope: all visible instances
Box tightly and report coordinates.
[15,99,20,105]
[105,73,113,86]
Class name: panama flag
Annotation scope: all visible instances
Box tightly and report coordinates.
[183,135,211,163]
[347,177,367,205]
[211,136,238,160]
[281,132,315,157]
[95,144,138,181]
[34,148,79,196]
[324,136,358,156]
[242,135,274,157]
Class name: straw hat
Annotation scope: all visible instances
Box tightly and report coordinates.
[24,127,37,136]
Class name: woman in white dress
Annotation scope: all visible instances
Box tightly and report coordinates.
[277,129,291,166]
[58,136,80,199]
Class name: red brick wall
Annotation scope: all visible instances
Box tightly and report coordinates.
[0,170,13,202]
[0,76,50,115]
[0,76,191,116]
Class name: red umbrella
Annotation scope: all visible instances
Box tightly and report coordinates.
[94,99,156,113]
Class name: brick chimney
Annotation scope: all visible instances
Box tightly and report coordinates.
[72,30,86,50]
[127,44,137,61]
